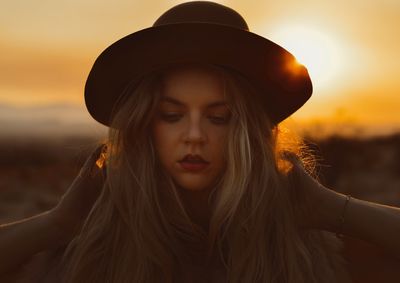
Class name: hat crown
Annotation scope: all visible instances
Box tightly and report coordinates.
[153,1,249,31]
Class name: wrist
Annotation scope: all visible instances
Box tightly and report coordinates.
[46,209,75,247]
[315,187,347,233]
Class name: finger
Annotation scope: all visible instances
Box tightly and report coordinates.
[280,151,311,185]
[280,151,303,167]
[95,144,108,177]
[78,144,107,180]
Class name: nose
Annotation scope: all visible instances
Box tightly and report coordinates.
[183,116,207,144]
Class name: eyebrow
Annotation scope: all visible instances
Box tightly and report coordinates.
[160,96,227,108]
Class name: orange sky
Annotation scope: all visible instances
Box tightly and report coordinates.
[1,0,399,137]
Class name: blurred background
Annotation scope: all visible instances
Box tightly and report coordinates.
[1,0,399,282]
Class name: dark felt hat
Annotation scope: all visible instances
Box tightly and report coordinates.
[85,1,312,127]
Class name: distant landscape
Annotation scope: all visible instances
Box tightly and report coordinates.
[0,132,399,282]
[1,102,400,139]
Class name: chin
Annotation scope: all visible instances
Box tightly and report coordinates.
[177,183,210,192]
[174,178,214,192]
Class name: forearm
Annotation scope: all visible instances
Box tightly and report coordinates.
[0,146,104,275]
[318,188,400,258]
[0,210,63,274]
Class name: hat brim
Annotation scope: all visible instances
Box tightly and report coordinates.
[85,23,312,126]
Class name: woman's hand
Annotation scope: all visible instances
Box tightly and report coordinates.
[282,151,340,231]
[0,144,107,276]
[49,144,107,245]
[283,152,400,258]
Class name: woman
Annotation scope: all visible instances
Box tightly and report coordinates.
[1,1,400,282]
[56,63,352,283]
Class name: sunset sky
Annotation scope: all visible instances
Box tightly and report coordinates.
[1,0,399,137]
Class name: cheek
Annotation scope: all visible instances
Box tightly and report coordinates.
[153,123,177,143]
[211,126,228,144]
[151,124,177,163]
[209,128,229,162]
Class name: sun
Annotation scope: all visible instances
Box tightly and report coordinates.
[269,25,344,90]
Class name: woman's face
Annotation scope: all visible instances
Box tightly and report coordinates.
[151,65,231,192]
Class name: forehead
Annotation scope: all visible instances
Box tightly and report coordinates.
[160,64,227,106]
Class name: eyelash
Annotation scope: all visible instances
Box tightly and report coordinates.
[160,113,229,124]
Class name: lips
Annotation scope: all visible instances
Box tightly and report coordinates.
[179,154,209,172]
[179,154,209,163]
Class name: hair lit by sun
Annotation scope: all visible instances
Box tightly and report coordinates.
[270,25,344,90]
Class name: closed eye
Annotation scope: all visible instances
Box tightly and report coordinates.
[160,113,182,122]
[209,116,229,124]
[159,113,230,125]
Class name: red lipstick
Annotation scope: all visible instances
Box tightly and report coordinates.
[179,154,209,172]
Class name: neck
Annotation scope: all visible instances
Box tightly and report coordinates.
[178,187,213,232]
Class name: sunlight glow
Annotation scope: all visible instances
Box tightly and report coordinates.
[271,25,344,90]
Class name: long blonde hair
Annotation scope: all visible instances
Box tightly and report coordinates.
[45,65,350,283]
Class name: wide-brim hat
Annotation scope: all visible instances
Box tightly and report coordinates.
[85,1,312,127]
